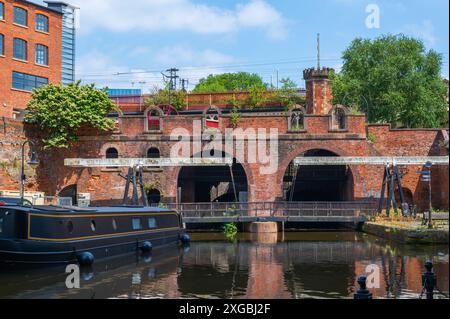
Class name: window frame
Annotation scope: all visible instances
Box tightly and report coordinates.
[13,38,27,61]
[35,44,48,66]
[148,217,157,229]
[13,6,28,27]
[132,217,142,231]
[35,13,49,32]
[0,34,4,56]
[12,71,48,92]
[0,2,5,21]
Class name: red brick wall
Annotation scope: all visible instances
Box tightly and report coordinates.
[0,0,62,118]
[1,115,448,210]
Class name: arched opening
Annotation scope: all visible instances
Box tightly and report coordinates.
[59,184,77,206]
[177,150,248,203]
[147,109,161,131]
[147,189,161,204]
[330,106,347,131]
[284,149,354,201]
[147,147,160,159]
[106,147,119,159]
[395,187,414,207]
[204,106,221,131]
[289,106,306,131]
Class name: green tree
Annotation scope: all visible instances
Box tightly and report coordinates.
[147,84,186,110]
[25,81,118,150]
[331,35,448,128]
[193,72,268,93]
[275,77,305,109]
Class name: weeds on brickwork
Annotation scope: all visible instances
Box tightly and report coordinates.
[367,132,378,143]
[223,223,238,241]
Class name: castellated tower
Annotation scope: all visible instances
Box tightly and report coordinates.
[303,67,334,115]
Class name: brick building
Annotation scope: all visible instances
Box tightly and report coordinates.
[0,0,76,119]
[0,64,448,211]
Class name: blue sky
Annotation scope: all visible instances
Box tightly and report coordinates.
[36,0,449,91]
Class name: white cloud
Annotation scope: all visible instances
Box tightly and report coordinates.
[403,20,437,47]
[74,0,287,40]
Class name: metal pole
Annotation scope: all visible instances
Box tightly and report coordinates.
[289,165,298,202]
[378,166,388,215]
[229,164,238,203]
[122,167,132,205]
[428,179,433,229]
[20,142,26,202]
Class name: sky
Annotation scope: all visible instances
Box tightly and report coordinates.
[35,0,450,92]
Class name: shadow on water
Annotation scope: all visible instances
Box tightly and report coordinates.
[0,232,448,299]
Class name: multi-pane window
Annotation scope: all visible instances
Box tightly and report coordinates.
[13,7,28,26]
[13,38,27,60]
[35,44,48,65]
[0,34,4,56]
[0,2,5,20]
[35,14,49,32]
[12,71,48,92]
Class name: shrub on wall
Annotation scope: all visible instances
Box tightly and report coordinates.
[25,81,118,150]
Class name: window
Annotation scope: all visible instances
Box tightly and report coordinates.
[0,217,3,233]
[148,218,157,229]
[0,34,4,56]
[13,7,28,26]
[290,108,305,131]
[106,148,119,159]
[112,219,118,231]
[35,14,49,32]
[331,107,347,130]
[90,220,96,232]
[67,221,74,233]
[0,2,4,20]
[35,44,48,65]
[132,217,142,230]
[12,71,48,91]
[13,38,27,60]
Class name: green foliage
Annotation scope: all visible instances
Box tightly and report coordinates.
[25,81,117,150]
[331,35,448,128]
[193,72,268,93]
[367,132,378,143]
[147,85,186,110]
[275,77,306,109]
[229,108,241,128]
[223,222,238,240]
[248,85,268,108]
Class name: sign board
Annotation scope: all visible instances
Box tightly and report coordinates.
[65,157,234,168]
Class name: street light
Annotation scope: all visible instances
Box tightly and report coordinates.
[20,140,39,204]
[420,161,433,229]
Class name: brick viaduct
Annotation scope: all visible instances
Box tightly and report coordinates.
[0,68,448,210]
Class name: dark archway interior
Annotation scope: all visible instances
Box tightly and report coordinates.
[284,149,354,202]
[177,151,248,203]
[59,184,77,205]
[147,189,161,204]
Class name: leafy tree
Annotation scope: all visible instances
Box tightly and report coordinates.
[146,84,186,110]
[25,81,118,150]
[331,35,448,128]
[193,72,268,93]
[275,77,305,109]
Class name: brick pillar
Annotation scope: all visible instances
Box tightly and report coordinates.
[303,67,334,115]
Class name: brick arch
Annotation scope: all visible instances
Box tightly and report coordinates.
[276,143,362,198]
[172,148,255,203]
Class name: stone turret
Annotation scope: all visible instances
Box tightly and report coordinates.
[303,67,334,115]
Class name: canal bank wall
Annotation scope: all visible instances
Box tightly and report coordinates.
[362,222,449,245]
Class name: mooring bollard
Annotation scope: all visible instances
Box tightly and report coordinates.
[354,276,373,299]
[422,261,437,299]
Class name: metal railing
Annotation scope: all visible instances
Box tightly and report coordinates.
[163,201,378,218]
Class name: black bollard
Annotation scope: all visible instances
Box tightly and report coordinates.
[354,276,373,299]
[422,261,437,300]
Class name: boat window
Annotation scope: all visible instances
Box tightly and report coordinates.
[67,221,74,234]
[148,217,157,229]
[0,217,3,233]
[132,217,142,230]
[112,218,118,231]
[90,220,96,232]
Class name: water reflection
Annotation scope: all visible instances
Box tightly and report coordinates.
[0,232,448,299]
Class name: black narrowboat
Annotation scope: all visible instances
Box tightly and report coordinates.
[0,204,189,266]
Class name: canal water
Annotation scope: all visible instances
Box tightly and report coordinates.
[0,232,448,299]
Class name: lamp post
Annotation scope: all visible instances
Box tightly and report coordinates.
[20,140,39,204]
[420,161,433,229]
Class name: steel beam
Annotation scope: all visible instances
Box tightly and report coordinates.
[65,157,234,168]
[294,156,449,166]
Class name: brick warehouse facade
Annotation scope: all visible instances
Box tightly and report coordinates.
[0,66,449,211]
[0,0,63,119]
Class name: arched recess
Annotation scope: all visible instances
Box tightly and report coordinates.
[395,187,414,207]
[144,106,164,132]
[177,150,248,203]
[288,105,307,132]
[59,184,77,206]
[147,188,161,204]
[329,105,348,131]
[283,149,354,201]
[203,106,222,132]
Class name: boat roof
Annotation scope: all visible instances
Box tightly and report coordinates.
[0,205,175,214]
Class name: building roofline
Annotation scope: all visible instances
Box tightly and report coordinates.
[16,0,64,14]
[44,0,80,9]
